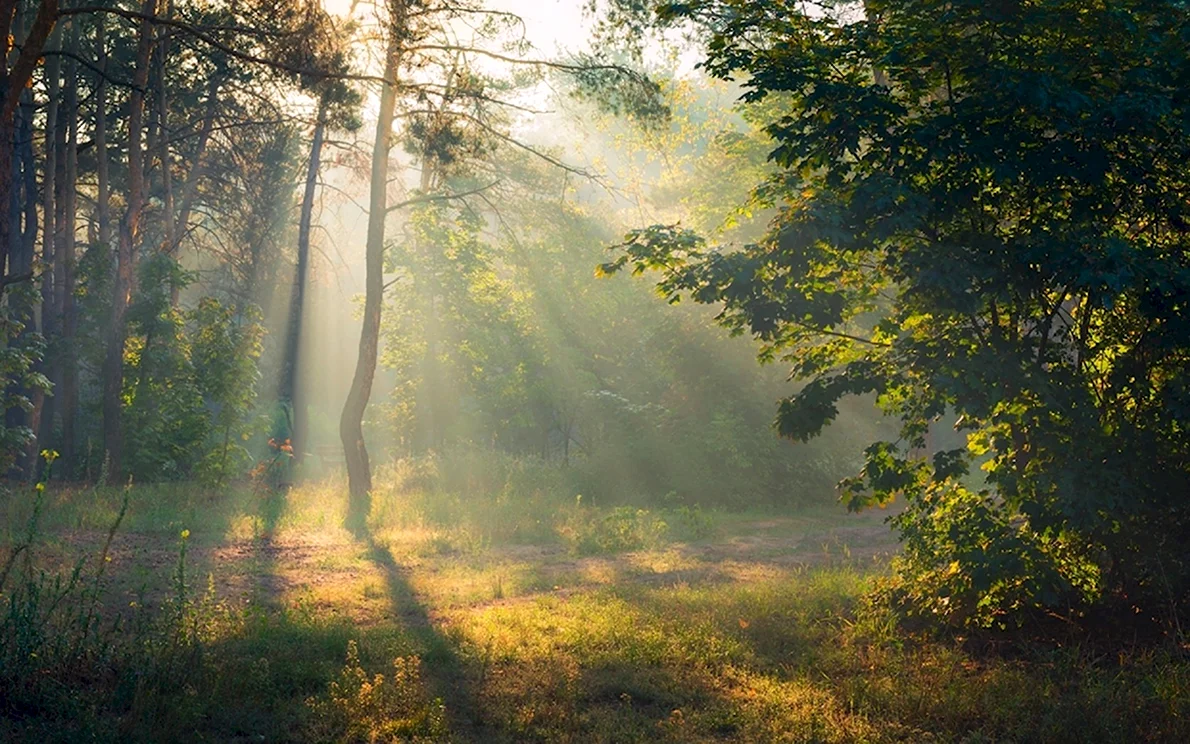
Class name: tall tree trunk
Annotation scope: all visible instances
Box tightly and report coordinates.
[101,0,155,483]
[284,96,327,468]
[156,68,173,251]
[154,0,174,253]
[0,0,61,295]
[19,75,36,271]
[340,12,405,532]
[94,14,110,248]
[0,26,12,288]
[59,20,79,475]
[3,5,41,476]
[29,21,63,474]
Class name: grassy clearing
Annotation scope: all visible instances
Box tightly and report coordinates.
[2,465,1187,742]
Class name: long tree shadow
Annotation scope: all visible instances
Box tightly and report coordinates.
[364,531,489,742]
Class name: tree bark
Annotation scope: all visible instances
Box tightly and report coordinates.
[156,41,173,253]
[0,0,61,291]
[3,4,42,477]
[340,8,405,532]
[283,95,327,468]
[101,0,156,482]
[94,14,110,248]
[416,148,440,453]
[59,19,80,474]
[29,20,63,474]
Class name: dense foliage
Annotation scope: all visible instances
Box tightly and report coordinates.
[604,0,1190,628]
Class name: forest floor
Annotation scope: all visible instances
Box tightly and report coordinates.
[3,482,1188,742]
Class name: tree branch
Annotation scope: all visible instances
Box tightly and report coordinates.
[385,180,502,214]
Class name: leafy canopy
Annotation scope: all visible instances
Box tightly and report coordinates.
[603,0,1190,627]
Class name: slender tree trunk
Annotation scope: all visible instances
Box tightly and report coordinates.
[340,12,405,531]
[94,14,110,248]
[85,14,109,478]
[29,22,63,473]
[59,21,79,474]
[416,155,440,453]
[0,110,11,287]
[1,0,62,291]
[0,26,12,287]
[4,9,19,273]
[4,6,39,475]
[101,0,156,483]
[154,0,174,255]
[157,74,173,251]
[284,96,327,468]
[46,27,71,446]
[19,82,36,269]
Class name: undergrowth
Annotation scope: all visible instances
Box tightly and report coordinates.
[0,463,444,743]
[2,465,1188,742]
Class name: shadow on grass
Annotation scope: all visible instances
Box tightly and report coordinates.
[364,530,489,741]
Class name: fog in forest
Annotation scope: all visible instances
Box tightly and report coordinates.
[3,1,1189,741]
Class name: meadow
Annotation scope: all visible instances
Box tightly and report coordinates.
[2,459,1187,743]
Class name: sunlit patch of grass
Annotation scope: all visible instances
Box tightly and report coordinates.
[437,568,1190,742]
[709,666,876,742]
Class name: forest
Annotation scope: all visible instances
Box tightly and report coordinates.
[1,0,1188,741]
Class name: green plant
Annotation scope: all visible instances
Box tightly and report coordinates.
[1,454,128,720]
[306,640,448,743]
[119,255,266,485]
[190,297,266,486]
[667,504,716,542]
[0,290,51,475]
[0,458,220,738]
[561,504,670,555]
[605,0,1190,629]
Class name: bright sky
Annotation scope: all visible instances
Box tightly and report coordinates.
[321,0,590,54]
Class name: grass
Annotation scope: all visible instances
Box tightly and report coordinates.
[2,462,1188,742]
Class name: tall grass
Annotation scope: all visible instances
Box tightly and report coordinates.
[0,477,444,742]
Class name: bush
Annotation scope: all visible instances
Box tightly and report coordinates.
[667,504,716,542]
[0,292,49,477]
[118,256,265,485]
